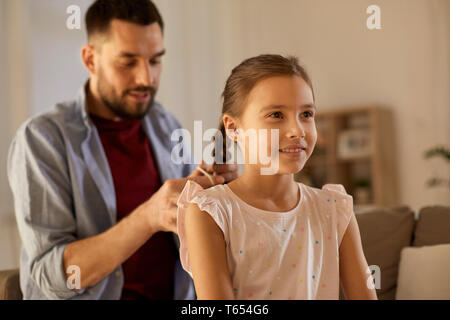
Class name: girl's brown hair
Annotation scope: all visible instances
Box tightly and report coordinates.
[215,54,315,163]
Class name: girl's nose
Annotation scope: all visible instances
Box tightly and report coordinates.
[287,120,305,139]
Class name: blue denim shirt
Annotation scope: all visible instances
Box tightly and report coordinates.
[7,82,197,300]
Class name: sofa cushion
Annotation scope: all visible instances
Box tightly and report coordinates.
[396,244,450,299]
[349,206,415,300]
[413,206,450,247]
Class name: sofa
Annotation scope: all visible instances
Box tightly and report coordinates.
[1,205,449,300]
[339,205,450,300]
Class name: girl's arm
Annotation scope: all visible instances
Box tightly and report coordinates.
[184,203,235,300]
[339,213,378,300]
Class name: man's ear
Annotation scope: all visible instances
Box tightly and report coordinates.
[81,44,97,75]
[222,114,238,142]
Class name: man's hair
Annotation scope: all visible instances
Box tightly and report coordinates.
[85,0,164,40]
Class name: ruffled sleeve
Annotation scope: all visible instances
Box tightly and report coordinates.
[322,184,354,247]
[176,180,229,276]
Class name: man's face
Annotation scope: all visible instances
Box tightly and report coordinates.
[92,19,164,120]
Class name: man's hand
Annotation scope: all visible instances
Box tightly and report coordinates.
[190,160,239,183]
[143,164,235,234]
[63,162,239,290]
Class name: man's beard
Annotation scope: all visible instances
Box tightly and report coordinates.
[97,69,157,120]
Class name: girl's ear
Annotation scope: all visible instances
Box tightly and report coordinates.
[222,115,238,141]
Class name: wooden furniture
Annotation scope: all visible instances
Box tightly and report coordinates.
[0,269,22,300]
[295,106,398,210]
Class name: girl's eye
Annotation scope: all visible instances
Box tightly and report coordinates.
[302,111,314,118]
[269,112,283,119]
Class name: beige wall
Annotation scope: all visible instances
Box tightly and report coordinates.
[0,0,91,269]
[0,0,29,270]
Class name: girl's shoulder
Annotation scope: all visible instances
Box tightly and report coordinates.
[177,180,234,216]
[300,182,353,212]
[321,184,352,202]
[176,180,234,276]
[301,182,351,199]
[177,180,236,250]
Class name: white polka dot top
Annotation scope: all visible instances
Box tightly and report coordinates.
[177,180,354,300]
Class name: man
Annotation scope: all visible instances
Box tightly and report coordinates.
[7,0,237,300]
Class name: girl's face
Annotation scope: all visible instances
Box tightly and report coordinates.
[225,75,317,175]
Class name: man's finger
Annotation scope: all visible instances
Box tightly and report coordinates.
[217,171,239,183]
[213,163,238,175]
[200,160,210,171]
[189,175,225,188]
[188,168,202,178]
[169,217,178,234]
[188,161,214,178]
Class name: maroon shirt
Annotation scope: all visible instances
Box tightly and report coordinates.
[90,113,178,300]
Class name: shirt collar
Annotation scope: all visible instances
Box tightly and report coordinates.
[77,79,94,131]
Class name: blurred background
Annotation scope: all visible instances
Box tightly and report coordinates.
[0,0,449,275]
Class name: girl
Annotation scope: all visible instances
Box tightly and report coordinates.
[177,54,377,300]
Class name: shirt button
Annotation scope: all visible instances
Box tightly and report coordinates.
[115,270,121,277]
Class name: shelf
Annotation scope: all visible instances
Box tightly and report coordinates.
[337,155,372,163]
